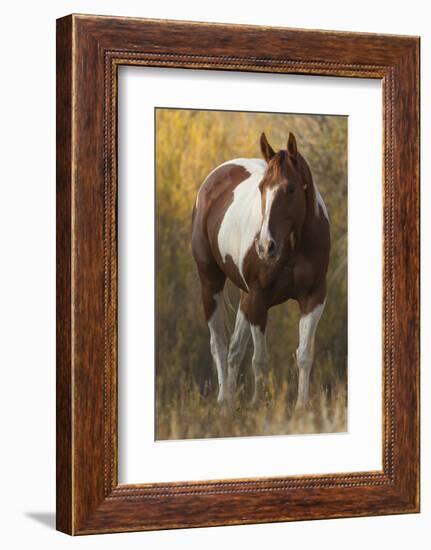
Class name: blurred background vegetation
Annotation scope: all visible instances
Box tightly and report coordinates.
[155,108,347,440]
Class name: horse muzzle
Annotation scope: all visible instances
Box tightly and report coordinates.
[255,237,280,263]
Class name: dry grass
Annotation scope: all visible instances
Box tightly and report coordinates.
[155,367,347,440]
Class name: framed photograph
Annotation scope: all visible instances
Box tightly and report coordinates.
[56,14,420,535]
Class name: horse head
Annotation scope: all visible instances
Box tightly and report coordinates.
[255,132,312,263]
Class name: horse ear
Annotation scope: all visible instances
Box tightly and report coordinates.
[287,132,298,159]
[260,132,275,162]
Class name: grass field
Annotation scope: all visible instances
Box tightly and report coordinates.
[155,330,347,440]
[156,374,347,440]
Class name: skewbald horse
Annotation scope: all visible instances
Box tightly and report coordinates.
[191,132,330,408]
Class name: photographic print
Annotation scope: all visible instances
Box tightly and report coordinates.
[155,108,347,440]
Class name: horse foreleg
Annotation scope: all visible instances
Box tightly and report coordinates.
[226,292,251,401]
[296,296,326,408]
[245,290,269,405]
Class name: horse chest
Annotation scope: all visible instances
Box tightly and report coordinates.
[269,257,315,305]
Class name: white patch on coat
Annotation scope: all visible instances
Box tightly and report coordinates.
[217,159,267,288]
[208,291,228,402]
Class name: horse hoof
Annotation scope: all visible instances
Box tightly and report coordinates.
[219,399,235,416]
[251,380,267,406]
[217,391,234,407]
[251,392,264,407]
[294,399,310,413]
[294,402,303,413]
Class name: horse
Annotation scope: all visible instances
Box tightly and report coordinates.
[191,132,330,408]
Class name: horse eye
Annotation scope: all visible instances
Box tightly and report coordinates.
[287,185,295,194]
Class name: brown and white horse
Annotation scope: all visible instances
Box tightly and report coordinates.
[191,132,330,408]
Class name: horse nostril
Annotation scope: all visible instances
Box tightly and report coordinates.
[267,240,276,257]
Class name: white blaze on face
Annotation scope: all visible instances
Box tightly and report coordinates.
[217,158,267,288]
[258,186,277,249]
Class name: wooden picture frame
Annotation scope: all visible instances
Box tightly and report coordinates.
[56,14,420,535]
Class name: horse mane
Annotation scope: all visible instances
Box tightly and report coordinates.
[297,153,318,220]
